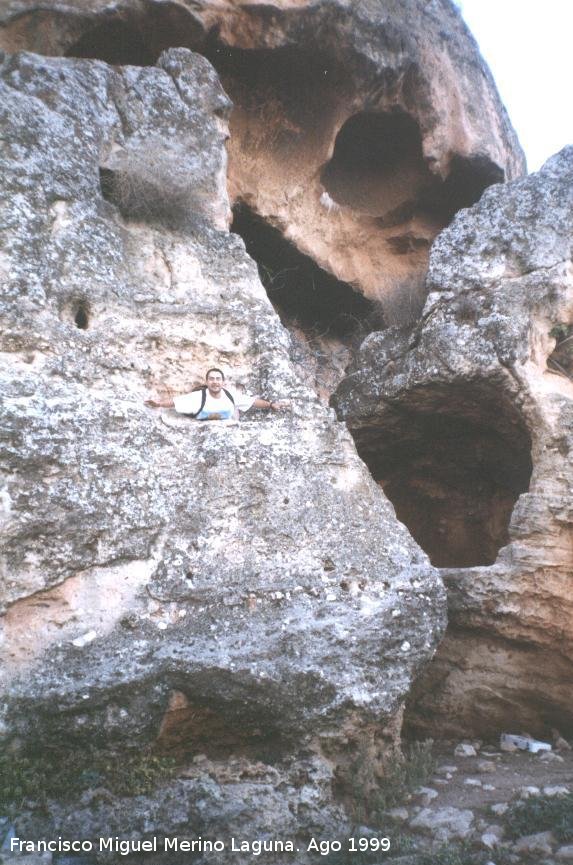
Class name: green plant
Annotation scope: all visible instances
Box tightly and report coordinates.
[503,792,573,842]
[347,739,435,826]
[371,740,436,815]
[549,323,573,341]
[0,747,177,810]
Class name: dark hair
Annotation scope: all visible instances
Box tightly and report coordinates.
[206,367,225,380]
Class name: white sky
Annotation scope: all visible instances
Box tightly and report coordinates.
[457,0,573,172]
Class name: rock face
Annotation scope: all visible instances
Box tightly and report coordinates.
[334,147,573,738]
[0,0,525,396]
[0,47,445,849]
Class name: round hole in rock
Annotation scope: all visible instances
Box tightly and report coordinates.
[349,382,532,568]
[320,111,437,222]
[99,167,116,203]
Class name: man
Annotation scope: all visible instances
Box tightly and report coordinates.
[145,368,289,421]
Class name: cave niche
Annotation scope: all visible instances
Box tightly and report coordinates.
[232,204,384,398]
[321,110,503,225]
[350,382,532,568]
[321,111,433,222]
[62,5,204,66]
[65,19,155,66]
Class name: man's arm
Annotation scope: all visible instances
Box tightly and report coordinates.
[145,395,174,408]
[145,385,175,408]
[251,398,290,411]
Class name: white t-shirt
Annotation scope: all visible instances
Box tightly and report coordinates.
[173,388,255,420]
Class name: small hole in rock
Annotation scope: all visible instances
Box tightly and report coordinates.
[74,302,89,330]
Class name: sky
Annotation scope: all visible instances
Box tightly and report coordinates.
[457,0,573,173]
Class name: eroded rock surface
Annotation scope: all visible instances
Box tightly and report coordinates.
[334,147,573,738]
[0,48,445,849]
[0,0,525,394]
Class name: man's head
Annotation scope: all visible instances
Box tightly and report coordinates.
[205,368,225,395]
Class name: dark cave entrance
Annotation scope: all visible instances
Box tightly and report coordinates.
[65,20,156,66]
[349,383,532,568]
[231,204,384,397]
[321,111,504,225]
[63,7,204,66]
[321,111,432,223]
[203,35,347,135]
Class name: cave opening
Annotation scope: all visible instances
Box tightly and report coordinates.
[422,154,505,223]
[231,204,385,397]
[64,19,157,66]
[63,7,205,67]
[349,383,532,568]
[321,111,503,226]
[204,37,346,142]
[321,111,433,222]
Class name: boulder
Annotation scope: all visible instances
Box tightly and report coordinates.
[409,805,474,841]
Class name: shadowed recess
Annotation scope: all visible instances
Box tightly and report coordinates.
[65,19,155,65]
[321,111,504,224]
[231,204,384,340]
[204,36,348,146]
[349,382,532,567]
[74,300,89,330]
[62,6,205,66]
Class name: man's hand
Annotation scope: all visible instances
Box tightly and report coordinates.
[270,400,291,411]
[145,387,174,409]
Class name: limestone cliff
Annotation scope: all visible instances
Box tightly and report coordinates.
[0,0,553,854]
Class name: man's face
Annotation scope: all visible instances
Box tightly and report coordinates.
[206,371,224,395]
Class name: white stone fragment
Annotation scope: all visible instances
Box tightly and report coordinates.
[543,785,570,797]
[71,630,97,648]
[409,806,474,841]
[454,743,477,757]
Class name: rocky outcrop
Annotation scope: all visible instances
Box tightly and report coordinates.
[0,0,525,394]
[0,47,445,849]
[334,147,573,738]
